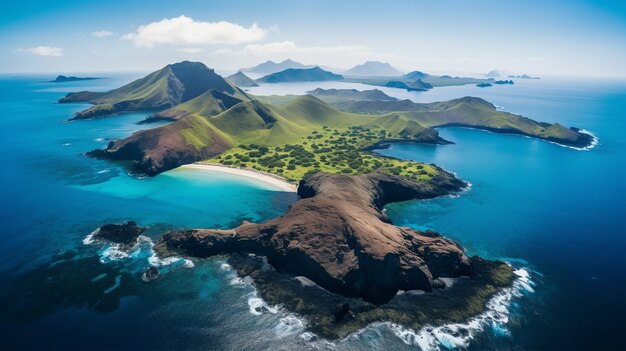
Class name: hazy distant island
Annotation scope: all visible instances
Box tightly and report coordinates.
[494,79,515,85]
[509,74,540,79]
[241,58,314,75]
[343,60,403,76]
[257,66,343,83]
[51,75,101,83]
[344,66,491,90]
[56,60,595,338]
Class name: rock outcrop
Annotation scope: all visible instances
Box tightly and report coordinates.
[157,171,470,304]
[93,221,145,248]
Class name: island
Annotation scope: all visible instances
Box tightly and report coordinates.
[51,75,101,83]
[226,71,259,87]
[477,82,493,88]
[57,61,596,339]
[493,79,515,85]
[508,74,540,79]
[344,70,491,89]
[343,61,402,76]
[385,79,433,91]
[256,66,343,83]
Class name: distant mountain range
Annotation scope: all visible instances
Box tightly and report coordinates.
[484,70,502,78]
[257,67,343,83]
[242,59,313,74]
[344,61,402,76]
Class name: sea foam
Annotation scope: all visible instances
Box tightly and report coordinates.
[376,266,534,350]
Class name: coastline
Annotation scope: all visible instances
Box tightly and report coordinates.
[180,163,298,192]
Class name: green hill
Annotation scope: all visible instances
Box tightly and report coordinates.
[144,89,250,123]
[307,88,397,101]
[60,61,247,120]
[331,96,590,147]
[257,67,343,83]
[226,71,259,87]
[89,94,446,176]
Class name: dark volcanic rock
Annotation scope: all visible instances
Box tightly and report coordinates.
[93,221,145,248]
[141,266,160,283]
[225,252,513,340]
[157,171,470,304]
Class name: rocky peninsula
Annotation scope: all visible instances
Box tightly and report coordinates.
[154,171,513,337]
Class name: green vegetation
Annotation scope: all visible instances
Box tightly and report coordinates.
[203,126,438,182]
[62,61,248,120]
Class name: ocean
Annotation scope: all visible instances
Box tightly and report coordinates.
[0,74,624,350]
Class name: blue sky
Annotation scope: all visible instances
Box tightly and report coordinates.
[1,0,625,76]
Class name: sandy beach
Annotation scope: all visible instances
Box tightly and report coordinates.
[181,164,297,192]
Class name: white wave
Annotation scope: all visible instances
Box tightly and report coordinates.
[83,228,99,245]
[100,244,129,263]
[220,263,232,271]
[248,296,278,315]
[96,169,110,174]
[381,267,534,350]
[94,137,105,142]
[274,315,306,337]
[229,275,253,287]
[62,143,72,146]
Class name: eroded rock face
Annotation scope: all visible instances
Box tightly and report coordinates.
[158,171,471,304]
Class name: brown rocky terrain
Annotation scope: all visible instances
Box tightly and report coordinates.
[157,170,472,304]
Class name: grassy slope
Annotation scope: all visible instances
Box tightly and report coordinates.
[101,94,446,178]
[330,96,582,143]
[149,89,250,122]
[75,67,175,118]
[65,62,247,120]
[194,96,443,182]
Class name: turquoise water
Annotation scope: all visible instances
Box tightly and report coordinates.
[0,75,624,350]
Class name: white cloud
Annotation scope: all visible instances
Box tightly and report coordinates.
[92,30,114,38]
[123,15,269,48]
[24,46,64,57]
[177,47,203,54]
